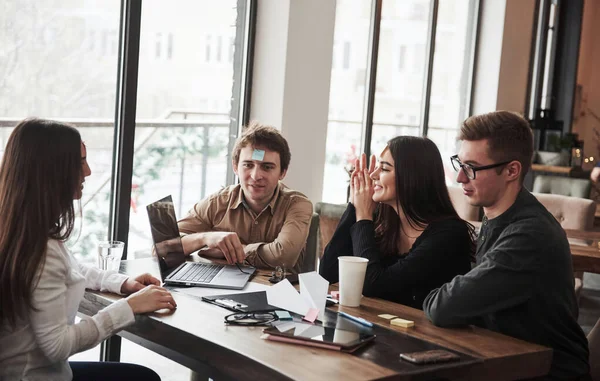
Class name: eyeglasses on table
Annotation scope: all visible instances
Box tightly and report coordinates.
[224,310,278,326]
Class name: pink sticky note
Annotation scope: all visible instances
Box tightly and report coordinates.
[331,291,340,299]
[303,308,319,323]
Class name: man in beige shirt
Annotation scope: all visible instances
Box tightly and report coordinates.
[178,122,313,274]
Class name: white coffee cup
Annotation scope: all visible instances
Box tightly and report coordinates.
[338,256,368,307]
[97,241,124,272]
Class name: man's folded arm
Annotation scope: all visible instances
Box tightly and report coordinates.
[244,198,313,269]
[423,233,540,327]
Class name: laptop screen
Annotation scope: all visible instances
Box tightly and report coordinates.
[146,195,186,279]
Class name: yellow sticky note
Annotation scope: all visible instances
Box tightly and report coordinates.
[378,314,397,320]
[391,318,414,328]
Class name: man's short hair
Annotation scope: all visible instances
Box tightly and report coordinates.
[232,121,291,171]
[459,111,534,182]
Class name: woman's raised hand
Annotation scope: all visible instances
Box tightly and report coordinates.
[362,152,377,176]
[352,153,377,221]
[126,285,177,314]
[350,153,376,205]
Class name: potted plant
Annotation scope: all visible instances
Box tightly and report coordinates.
[535,133,572,166]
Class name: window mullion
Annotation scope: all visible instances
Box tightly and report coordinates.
[227,0,256,187]
[102,0,142,363]
[361,0,382,160]
[420,0,439,137]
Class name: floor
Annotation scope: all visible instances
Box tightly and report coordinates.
[69,331,191,381]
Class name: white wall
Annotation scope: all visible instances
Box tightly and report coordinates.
[471,0,536,115]
[250,0,536,204]
[250,0,335,204]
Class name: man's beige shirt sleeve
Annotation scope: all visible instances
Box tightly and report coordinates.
[244,197,313,270]
[178,198,214,235]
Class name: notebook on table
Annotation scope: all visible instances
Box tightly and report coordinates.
[146,195,256,289]
[202,290,276,312]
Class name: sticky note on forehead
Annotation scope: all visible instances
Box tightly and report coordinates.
[252,149,265,161]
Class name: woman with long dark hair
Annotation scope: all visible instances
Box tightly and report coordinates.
[0,118,176,380]
[319,136,474,309]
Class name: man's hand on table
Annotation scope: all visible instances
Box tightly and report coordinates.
[199,231,246,264]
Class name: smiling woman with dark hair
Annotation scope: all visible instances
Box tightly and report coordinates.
[319,136,474,309]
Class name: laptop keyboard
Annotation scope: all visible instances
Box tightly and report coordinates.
[172,263,223,283]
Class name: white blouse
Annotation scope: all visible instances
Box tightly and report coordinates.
[0,239,135,381]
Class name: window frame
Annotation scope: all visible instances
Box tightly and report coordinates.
[359,0,481,159]
[102,0,255,362]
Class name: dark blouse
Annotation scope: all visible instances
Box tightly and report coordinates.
[319,203,472,309]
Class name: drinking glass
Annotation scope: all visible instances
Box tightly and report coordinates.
[97,241,124,272]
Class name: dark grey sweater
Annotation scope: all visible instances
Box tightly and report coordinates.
[423,188,589,380]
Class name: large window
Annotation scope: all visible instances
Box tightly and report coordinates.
[0,0,121,262]
[0,1,251,264]
[322,0,371,204]
[371,0,430,155]
[322,0,479,203]
[0,1,252,368]
[127,0,248,258]
[428,0,478,165]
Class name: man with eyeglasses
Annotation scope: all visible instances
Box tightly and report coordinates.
[423,111,590,380]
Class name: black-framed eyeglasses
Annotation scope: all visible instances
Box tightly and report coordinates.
[224,310,278,326]
[450,155,512,180]
[235,262,252,274]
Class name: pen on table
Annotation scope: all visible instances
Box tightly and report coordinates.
[338,311,374,327]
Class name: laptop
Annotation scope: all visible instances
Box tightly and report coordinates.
[146,195,256,289]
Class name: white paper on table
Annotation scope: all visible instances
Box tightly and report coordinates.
[299,272,329,321]
[266,279,309,316]
[266,272,329,320]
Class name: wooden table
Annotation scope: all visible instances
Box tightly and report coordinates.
[79,258,552,381]
[566,229,600,274]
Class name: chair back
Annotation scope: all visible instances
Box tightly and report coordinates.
[532,175,592,199]
[447,185,482,224]
[533,192,596,302]
[533,192,596,231]
[298,213,319,273]
[314,202,347,259]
